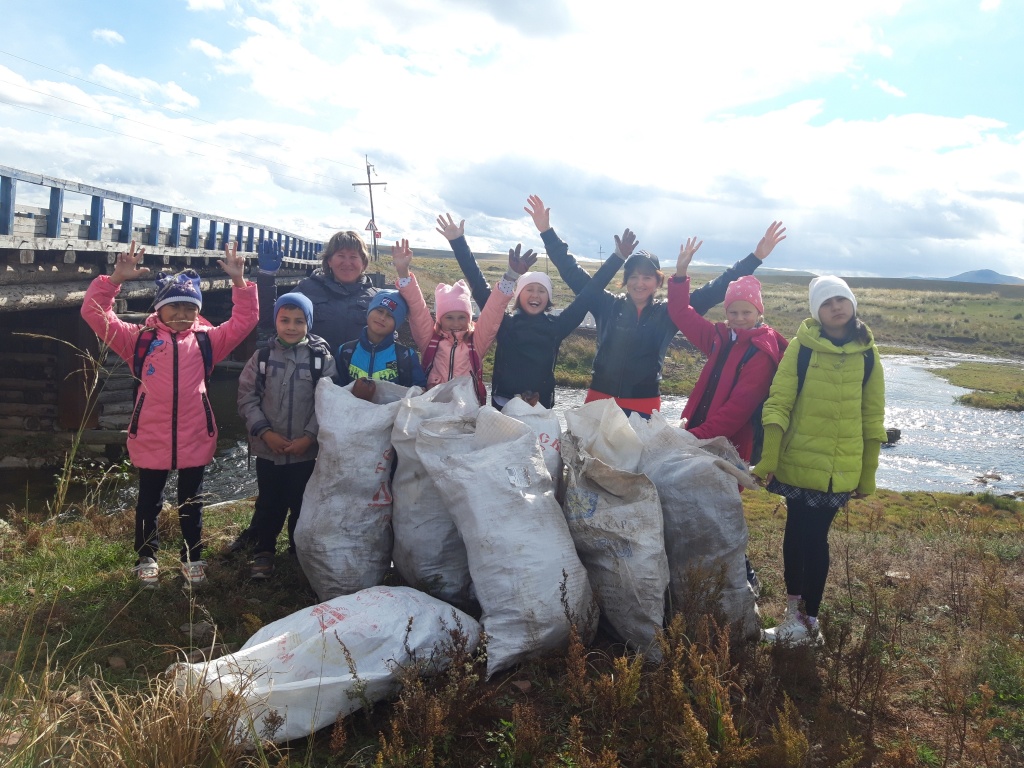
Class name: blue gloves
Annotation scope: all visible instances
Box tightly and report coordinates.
[258,239,283,274]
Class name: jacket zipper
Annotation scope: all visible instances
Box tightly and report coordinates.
[447,339,458,381]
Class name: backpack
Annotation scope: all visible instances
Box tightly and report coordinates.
[421,331,487,405]
[256,338,329,396]
[337,339,416,386]
[132,327,213,402]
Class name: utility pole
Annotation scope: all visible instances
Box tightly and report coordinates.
[352,156,387,262]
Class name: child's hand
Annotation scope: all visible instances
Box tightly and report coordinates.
[283,435,314,456]
[676,237,703,277]
[435,213,465,241]
[613,229,639,259]
[508,244,537,275]
[219,241,247,286]
[754,221,787,261]
[262,431,291,454]
[109,241,150,285]
[391,239,413,278]
[524,195,551,233]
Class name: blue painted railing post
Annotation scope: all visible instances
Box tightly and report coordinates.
[149,209,161,247]
[205,220,217,250]
[88,195,104,241]
[0,176,13,236]
[46,187,64,238]
[119,202,134,244]
[246,226,255,252]
[169,213,182,247]
[235,223,243,249]
[188,216,200,249]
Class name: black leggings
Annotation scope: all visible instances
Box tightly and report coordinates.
[136,466,206,563]
[782,497,840,617]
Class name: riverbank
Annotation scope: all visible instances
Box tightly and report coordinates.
[2,488,1021,765]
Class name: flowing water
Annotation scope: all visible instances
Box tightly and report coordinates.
[3,353,1022,513]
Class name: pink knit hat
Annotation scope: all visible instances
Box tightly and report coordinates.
[435,279,473,318]
[724,275,763,315]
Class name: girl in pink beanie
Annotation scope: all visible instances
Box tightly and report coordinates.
[392,238,514,404]
[668,238,788,464]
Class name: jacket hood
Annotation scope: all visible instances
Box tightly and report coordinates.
[356,326,397,352]
[745,323,788,366]
[308,269,375,297]
[796,318,875,354]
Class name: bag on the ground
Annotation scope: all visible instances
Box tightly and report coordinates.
[563,398,644,473]
[391,377,480,611]
[294,379,409,600]
[171,586,480,745]
[500,396,563,481]
[416,407,595,677]
[561,432,669,658]
[631,412,760,640]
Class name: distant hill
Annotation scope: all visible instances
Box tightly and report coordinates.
[907,269,1024,285]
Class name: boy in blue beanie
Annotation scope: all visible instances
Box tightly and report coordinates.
[233,292,338,579]
[336,289,427,388]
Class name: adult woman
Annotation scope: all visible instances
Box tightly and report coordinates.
[257,231,379,354]
[527,195,785,416]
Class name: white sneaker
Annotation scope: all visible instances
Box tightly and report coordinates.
[133,557,159,589]
[180,560,208,586]
[762,613,823,647]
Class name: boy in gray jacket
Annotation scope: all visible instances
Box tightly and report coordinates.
[236,293,338,579]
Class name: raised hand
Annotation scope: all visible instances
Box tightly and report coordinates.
[109,240,150,285]
[218,241,247,286]
[754,221,787,261]
[391,239,413,278]
[676,237,703,276]
[435,213,465,241]
[508,244,537,275]
[258,238,283,273]
[613,228,639,259]
[524,195,551,233]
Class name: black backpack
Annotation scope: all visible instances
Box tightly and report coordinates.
[255,338,329,395]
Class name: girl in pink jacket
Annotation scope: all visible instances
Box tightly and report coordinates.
[81,241,258,588]
[391,239,514,404]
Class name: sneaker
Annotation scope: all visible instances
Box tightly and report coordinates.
[762,613,823,647]
[745,556,761,598]
[222,532,254,558]
[180,560,208,586]
[133,557,159,589]
[250,552,275,580]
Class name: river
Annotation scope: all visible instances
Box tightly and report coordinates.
[3,353,1022,513]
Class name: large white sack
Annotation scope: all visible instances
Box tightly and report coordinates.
[563,398,644,473]
[295,379,409,600]
[632,412,759,640]
[391,377,480,611]
[561,433,668,658]
[417,407,595,677]
[500,397,563,480]
[171,586,480,745]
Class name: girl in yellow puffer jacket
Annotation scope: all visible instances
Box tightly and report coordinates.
[753,275,886,647]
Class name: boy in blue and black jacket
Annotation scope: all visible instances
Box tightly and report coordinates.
[336,290,427,388]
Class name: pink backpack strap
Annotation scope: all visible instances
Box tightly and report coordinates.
[420,331,443,375]
[466,333,486,405]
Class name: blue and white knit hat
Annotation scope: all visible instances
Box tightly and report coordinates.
[153,270,203,311]
[368,290,408,328]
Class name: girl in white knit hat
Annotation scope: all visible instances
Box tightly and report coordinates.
[752,275,887,647]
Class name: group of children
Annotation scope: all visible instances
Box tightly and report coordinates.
[80,196,884,649]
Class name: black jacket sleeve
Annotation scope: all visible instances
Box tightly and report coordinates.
[540,228,592,295]
[689,253,762,316]
[448,236,492,310]
[551,254,624,339]
[256,271,279,344]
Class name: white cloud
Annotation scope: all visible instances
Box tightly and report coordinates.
[874,78,906,97]
[92,29,125,45]
[186,0,227,10]
[89,65,200,110]
[979,0,1001,10]
[189,39,224,60]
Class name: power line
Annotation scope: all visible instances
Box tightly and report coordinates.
[0,48,364,172]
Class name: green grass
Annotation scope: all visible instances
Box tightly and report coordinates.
[930,361,1024,411]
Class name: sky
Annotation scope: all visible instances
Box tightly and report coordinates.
[0,0,1022,278]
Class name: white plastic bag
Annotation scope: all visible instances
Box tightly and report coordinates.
[563,398,644,473]
[171,586,480,745]
[391,377,480,611]
[500,396,563,481]
[295,379,408,600]
[417,407,595,677]
[632,412,759,640]
[561,433,668,658]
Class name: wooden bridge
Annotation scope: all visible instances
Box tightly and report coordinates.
[0,165,330,463]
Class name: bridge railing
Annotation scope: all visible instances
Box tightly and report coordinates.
[0,164,323,266]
